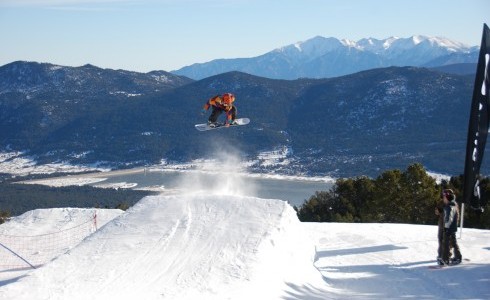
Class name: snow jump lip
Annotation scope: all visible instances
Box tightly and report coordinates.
[0,194,325,299]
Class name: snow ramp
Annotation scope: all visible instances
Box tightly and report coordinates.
[0,194,329,299]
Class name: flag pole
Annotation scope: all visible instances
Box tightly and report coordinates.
[459,203,465,239]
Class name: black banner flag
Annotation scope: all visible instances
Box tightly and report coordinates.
[463,24,490,210]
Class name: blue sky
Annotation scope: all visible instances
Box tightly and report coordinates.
[0,0,488,72]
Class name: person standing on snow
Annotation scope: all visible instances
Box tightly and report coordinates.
[441,189,462,265]
[435,198,447,265]
[201,93,238,128]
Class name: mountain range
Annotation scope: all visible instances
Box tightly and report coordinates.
[172,35,479,80]
[0,60,480,178]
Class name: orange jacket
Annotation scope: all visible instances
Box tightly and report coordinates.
[203,95,227,111]
[203,94,236,123]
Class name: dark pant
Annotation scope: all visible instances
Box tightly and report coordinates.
[442,230,461,262]
[208,106,236,123]
[437,224,444,258]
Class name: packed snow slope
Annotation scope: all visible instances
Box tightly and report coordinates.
[0,194,329,299]
[0,192,489,299]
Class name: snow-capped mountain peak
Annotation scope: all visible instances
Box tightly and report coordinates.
[275,36,343,58]
[276,35,472,56]
[172,34,479,80]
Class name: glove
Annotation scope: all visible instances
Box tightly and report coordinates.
[200,109,206,115]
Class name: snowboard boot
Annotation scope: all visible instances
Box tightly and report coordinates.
[436,257,445,266]
[450,257,462,265]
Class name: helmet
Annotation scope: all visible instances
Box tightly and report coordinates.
[222,93,235,105]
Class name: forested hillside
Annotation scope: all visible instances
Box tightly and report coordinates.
[0,62,478,177]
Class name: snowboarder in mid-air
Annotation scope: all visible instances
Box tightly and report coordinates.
[201,93,238,128]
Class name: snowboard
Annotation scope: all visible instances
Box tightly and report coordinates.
[195,118,250,131]
[428,258,469,269]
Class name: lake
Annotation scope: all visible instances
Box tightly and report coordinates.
[88,169,334,208]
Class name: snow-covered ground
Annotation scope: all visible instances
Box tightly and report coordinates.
[0,151,110,177]
[0,193,488,299]
[0,208,123,288]
[1,151,489,299]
